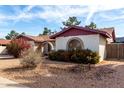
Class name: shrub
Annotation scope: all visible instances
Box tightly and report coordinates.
[48,49,100,64]
[70,49,99,64]
[48,50,73,62]
[20,49,42,68]
[6,39,30,58]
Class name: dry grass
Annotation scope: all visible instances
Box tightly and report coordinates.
[0,58,124,88]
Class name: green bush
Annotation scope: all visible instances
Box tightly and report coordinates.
[48,50,73,62]
[48,49,100,64]
[71,49,99,64]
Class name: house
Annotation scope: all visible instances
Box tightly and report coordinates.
[16,35,55,55]
[0,40,11,55]
[99,27,116,43]
[116,37,124,43]
[50,26,115,61]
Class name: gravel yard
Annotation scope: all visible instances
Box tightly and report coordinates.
[0,58,124,88]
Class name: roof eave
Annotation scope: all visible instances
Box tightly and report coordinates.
[50,26,112,39]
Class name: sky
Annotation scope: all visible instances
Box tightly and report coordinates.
[0,5,124,38]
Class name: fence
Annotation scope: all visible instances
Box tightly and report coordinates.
[106,43,124,59]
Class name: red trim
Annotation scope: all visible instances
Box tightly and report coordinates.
[50,26,112,39]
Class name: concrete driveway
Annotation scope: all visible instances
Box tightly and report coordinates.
[0,55,14,59]
[0,58,27,88]
[0,77,27,88]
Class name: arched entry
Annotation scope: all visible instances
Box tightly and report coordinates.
[67,37,84,51]
[42,41,54,55]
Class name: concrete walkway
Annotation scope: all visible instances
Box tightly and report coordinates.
[0,77,27,88]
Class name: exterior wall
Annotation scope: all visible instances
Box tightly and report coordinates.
[55,34,107,62]
[56,34,99,52]
[0,46,8,55]
[107,38,113,44]
[99,35,107,61]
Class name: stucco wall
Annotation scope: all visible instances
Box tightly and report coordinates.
[55,34,107,62]
[0,46,8,55]
[56,34,99,52]
[99,35,107,61]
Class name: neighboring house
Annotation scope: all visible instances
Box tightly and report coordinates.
[16,35,55,55]
[99,27,116,43]
[116,37,124,43]
[0,40,11,55]
[50,26,115,61]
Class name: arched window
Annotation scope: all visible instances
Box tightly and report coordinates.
[67,38,83,51]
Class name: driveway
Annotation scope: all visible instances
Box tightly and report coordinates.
[0,77,27,88]
[0,58,27,88]
[0,55,14,59]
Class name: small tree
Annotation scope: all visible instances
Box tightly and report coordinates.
[85,22,97,29]
[6,39,30,58]
[21,32,26,35]
[5,30,26,40]
[62,16,81,28]
[39,27,51,36]
[5,30,19,40]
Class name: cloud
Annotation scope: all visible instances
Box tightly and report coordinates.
[36,6,88,22]
[84,1,124,24]
[99,13,124,21]
[0,5,36,24]
[13,5,36,23]
[33,5,124,24]
[0,5,124,26]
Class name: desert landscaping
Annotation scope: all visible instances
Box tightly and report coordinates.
[0,58,124,88]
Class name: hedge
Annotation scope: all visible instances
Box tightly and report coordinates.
[48,49,100,64]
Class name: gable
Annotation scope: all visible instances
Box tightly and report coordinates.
[50,26,111,39]
[54,28,96,38]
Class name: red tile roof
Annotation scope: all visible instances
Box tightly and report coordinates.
[0,40,11,45]
[17,35,55,42]
[50,26,112,39]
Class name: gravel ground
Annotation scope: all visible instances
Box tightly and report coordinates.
[0,58,124,88]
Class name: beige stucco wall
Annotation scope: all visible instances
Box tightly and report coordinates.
[56,34,99,52]
[99,35,107,61]
[55,34,107,62]
[0,46,8,55]
[107,38,113,44]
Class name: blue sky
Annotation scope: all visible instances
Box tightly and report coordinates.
[0,5,124,38]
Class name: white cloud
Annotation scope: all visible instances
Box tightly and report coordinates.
[37,6,88,22]
[0,5,124,26]
[99,13,124,21]
[0,5,36,24]
[13,5,35,23]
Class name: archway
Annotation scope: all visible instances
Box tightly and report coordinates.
[42,41,54,55]
[67,37,84,51]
